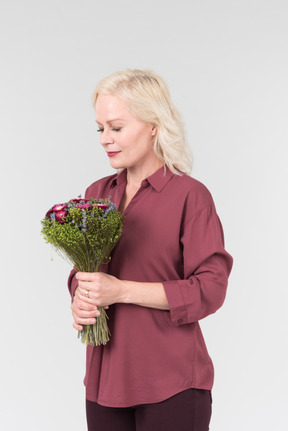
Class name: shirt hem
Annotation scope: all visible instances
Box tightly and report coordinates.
[85,383,213,408]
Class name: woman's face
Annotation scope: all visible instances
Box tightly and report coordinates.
[95,94,159,172]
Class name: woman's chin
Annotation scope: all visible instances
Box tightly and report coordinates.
[109,159,125,170]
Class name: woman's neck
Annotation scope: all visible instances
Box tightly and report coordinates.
[126,160,164,188]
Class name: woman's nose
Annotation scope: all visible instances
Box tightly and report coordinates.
[100,129,114,146]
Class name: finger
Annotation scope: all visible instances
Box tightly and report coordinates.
[77,286,95,301]
[71,302,99,316]
[72,295,97,309]
[76,272,100,282]
[77,281,94,290]
[77,300,98,312]
[73,322,83,331]
[73,310,99,320]
[73,316,97,326]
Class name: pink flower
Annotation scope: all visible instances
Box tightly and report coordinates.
[77,203,92,209]
[94,204,108,210]
[45,208,54,218]
[55,210,67,223]
[52,203,67,212]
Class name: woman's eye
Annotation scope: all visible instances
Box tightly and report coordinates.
[97,127,121,132]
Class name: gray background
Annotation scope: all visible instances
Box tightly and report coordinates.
[0,0,287,430]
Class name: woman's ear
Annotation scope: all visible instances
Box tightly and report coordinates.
[151,125,157,136]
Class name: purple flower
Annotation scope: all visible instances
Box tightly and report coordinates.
[70,198,92,204]
[69,198,83,203]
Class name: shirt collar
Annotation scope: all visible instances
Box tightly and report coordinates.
[111,169,127,188]
[110,166,174,192]
[146,165,174,192]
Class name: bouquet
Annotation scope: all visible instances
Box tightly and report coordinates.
[41,197,123,346]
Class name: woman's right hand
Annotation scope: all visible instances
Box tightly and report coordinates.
[71,286,100,331]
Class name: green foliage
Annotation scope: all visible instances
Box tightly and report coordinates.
[41,199,124,346]
[41,206,123,272]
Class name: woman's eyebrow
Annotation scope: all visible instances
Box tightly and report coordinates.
[95,118,125,125]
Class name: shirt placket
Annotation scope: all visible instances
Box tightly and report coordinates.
[122,179,150,216]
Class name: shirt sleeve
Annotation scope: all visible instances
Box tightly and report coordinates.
[163,204,233,326]
[67,268,78,302]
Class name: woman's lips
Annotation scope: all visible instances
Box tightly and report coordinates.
[107,151,121,157]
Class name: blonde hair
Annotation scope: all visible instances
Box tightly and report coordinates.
[92,69,192,175]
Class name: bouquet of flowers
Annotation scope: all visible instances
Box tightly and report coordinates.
[41,197,123,346]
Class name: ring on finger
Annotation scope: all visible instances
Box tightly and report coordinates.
[84,289,90,298]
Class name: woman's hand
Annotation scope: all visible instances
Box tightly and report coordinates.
[76,272,125,306]
[71,288,99,331]
[71,272,124,331]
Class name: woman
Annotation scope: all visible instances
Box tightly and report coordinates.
[68,69,233,431]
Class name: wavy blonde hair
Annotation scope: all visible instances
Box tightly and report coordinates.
[92,69,192,175]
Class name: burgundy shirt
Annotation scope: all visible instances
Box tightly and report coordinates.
[68,166,233,407]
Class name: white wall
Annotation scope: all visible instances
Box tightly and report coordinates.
[0,0,287,430]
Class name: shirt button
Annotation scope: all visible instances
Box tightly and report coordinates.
[177,319,183,324]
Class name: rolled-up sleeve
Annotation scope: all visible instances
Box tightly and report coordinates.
[67,268,78,302]
[163,204,233,326]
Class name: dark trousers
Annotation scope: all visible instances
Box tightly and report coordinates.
[86,388,212,431]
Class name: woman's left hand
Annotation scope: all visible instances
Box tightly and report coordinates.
[75,272,125,307]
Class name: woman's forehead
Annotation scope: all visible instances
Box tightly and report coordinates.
[95,94,133,122]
